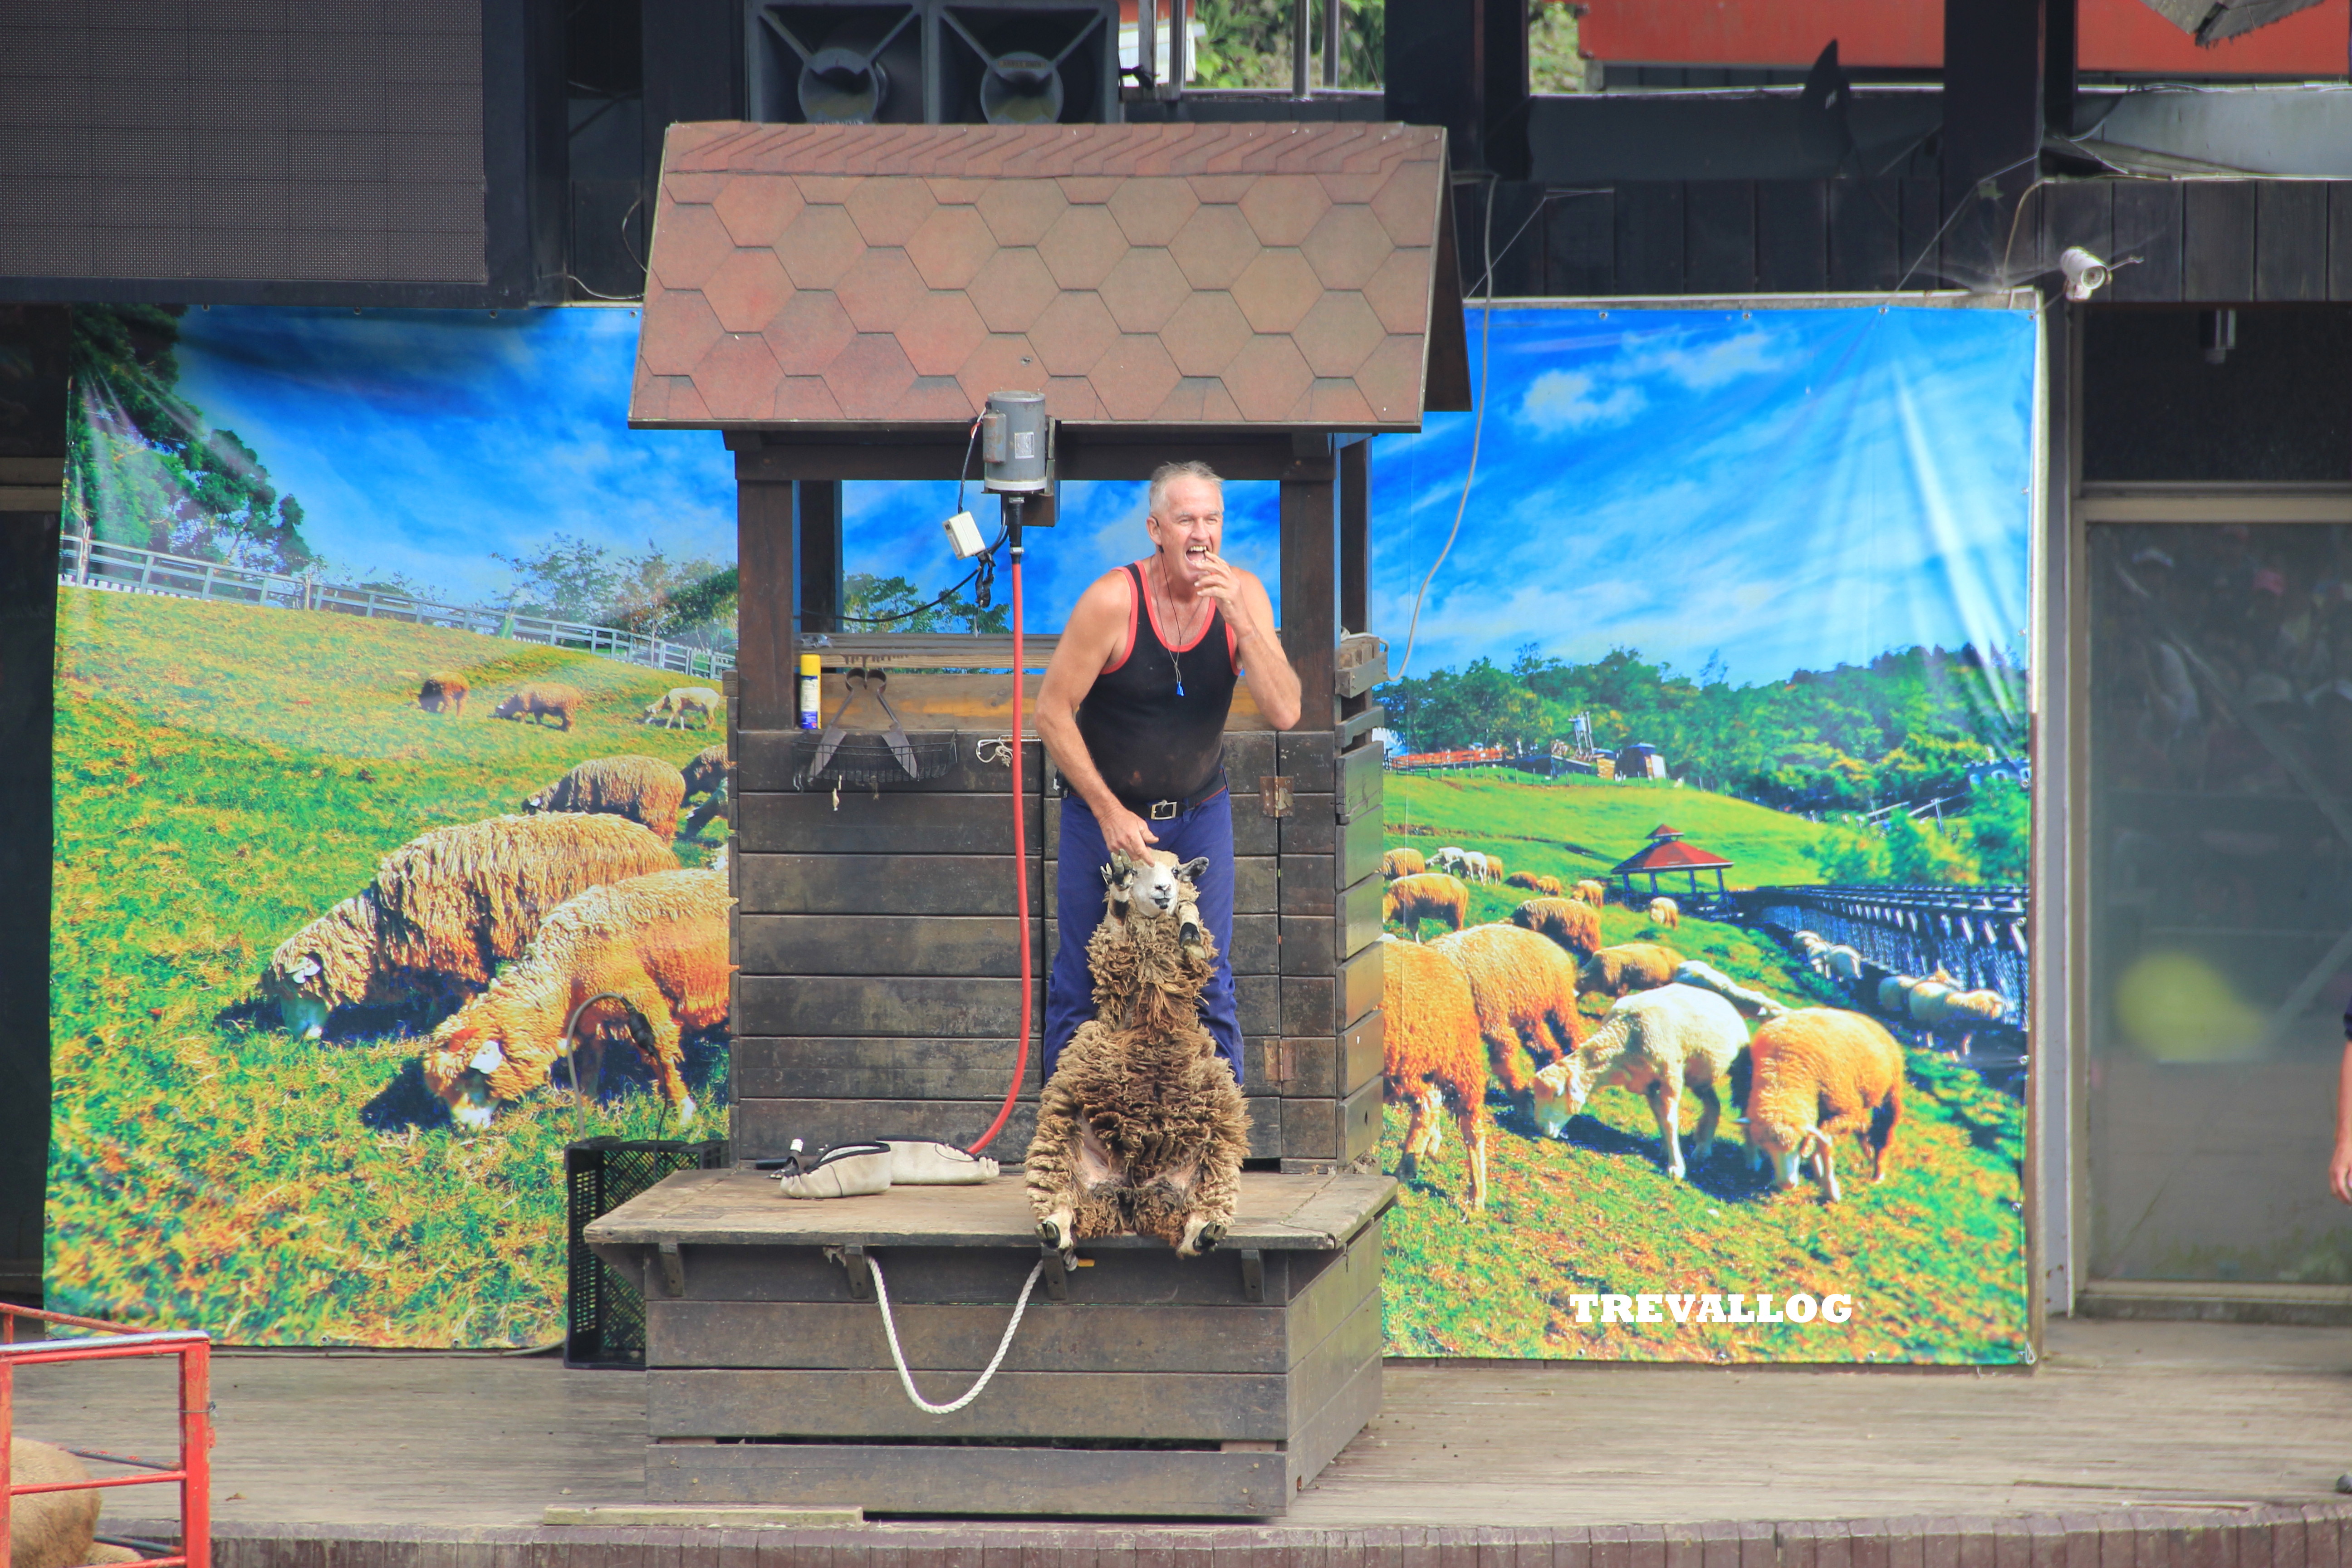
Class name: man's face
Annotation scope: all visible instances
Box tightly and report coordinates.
[1149,475,1224,585]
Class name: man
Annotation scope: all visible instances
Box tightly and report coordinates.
[1035,460,1303,1083]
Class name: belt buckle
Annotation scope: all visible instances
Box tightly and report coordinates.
[1148,799,1178,820]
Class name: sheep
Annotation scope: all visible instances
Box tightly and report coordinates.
[1483,852,1507,882]
[1742,1008,1904,1203]
[1380,935,1489,1210]
[1027,851,1248,1259]
[644,685,724,730]
[1509,896,1602,959]
[1910,983,2007,1056]
[416,672,468,715]
[1534,874,1565,897]
[493,682,586,731]
[421,867,730,1129]
[681,744,729,800]
[1875,974,1921,1014]
[1574,879,1607,906]
[1382,847,1427,881]
[1383,872,1469,940]
[524,754,687,840]
[1647,896,1681,929]
[1505,871,1543,892]
[1792,930,1829,960]
[1673,959,1789,1020]
[1460,850,1492,884]
[1431,846,1470,878]
[1529,984,1749,1179]
[1822,944,1864,984]
[1906,975,1958,1024]
[10,1439,102,1568]
[1427,923,1588,1100]
[260,813,679,1039]
[1578,941,1684,998]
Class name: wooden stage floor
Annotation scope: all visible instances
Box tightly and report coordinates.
[18,1318,2352,1540]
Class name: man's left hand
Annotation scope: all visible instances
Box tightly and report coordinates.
[1192,552,1244,617]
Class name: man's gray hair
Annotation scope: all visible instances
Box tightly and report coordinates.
[1147,460,1224,517]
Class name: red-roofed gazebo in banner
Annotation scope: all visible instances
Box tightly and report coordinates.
[1611,823,1735,902]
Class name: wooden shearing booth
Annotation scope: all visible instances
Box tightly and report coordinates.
[589,119,1469,1518]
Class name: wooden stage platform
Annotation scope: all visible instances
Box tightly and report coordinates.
[20,1318,2352,1561]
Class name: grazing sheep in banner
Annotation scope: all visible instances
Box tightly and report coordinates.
[1534,874,1565,897]
[1026,851,1248,1260]
[1823,944,1864,985]
[681,744,729,800]
[1530,984,1749,1179]
[1674,959,1789,1020]
[1382,847,1426,881]
[644,685,723,730]
[1792,930,1829,961]
[1743,1008,1904,1203]
[1510,897,1602,960]
[260,813,678,1039]
[422,867,730,1129]
[416,672,468,716]
[1575,879,1607,906]
[1876,974,1921,1014]
[1384,872,1469,940]
[1578,941,1685,998]
[1381,935,1489,1210]
[1906,974,1959,1024]
[1432,846,1470,878]
[1647,896,1681,929]
[525,754,687,841]
[1429,923,1588,1100]
[1505,871,1543,892]
[493,682,585,731]
[1911,984,2006,1055]
[1484,852,1507,882]
[1460,850,1492,885]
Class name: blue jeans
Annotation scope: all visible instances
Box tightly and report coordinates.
[1046,788,1243,1083]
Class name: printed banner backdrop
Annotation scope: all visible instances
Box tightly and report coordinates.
[51,304,736,1346]
[1368,301,2038,1363]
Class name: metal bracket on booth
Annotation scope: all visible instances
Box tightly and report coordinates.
[656,1240,686,1298]
[825,1244,875,1301]
[1239,1248,1265,1303]
[1039,1243,1071,1300]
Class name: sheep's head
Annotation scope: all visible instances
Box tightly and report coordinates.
[521,786,553,813]
[1744,1119,1828,1191]
[422,1022,504,1131]
[261,950,334,1040]
[1529,1052,1601,1137]
[1103,849,1210,950]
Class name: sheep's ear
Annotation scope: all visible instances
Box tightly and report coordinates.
[1177,856,1209,883]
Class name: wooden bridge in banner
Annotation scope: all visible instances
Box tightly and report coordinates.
[1735,883,2031,1023]
[588,118,1469,1519]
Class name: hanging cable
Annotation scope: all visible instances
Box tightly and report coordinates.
[965,492,1031,1155]
[872,1252,1044,1414]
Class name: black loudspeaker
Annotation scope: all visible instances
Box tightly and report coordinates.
[929,0,1119,127]
[748,2,929,123]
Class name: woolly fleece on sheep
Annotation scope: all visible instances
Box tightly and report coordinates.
[1380,935,1489,1210]
[1743,1007,1905,1203]
[526,754,687,841]
[1578,941,1684,997]
[1429,922,1588,1099]
[1510,896,1602,959]
[1384,872,1468,938]
[1531,982,1749,1179]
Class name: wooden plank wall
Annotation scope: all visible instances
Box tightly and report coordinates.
[1511,178,2352,303]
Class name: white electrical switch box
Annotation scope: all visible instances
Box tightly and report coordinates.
[943,510,985,560]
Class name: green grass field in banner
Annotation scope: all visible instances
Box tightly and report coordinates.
[50,588,727,1346]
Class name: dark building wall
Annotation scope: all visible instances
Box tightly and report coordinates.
[2083,307,2352,483]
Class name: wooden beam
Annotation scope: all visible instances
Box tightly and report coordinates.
[796,481,842,634]
[1338,442,1368,638]
[1941,0,2045,284]
[736,436,1335,485]
[737,480,794,731]
[1280,470,1337,732]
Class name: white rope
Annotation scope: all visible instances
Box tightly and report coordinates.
[868,1253,1044,1416]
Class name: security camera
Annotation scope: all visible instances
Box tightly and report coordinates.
[2059,246,2111,302]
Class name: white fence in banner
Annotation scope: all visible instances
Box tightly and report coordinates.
[58,534,735,680]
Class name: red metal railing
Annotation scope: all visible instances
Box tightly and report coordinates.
[0,1303,211,1568]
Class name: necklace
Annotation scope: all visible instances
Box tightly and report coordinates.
[1152,556,1207,697]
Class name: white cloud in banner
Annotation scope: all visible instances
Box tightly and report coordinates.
[1375,305,2035,688]
[1522,368,1646,431]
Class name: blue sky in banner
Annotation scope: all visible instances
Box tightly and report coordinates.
[840,478,1282,631]
[1371,304,2037,687]
[174,305,735,603]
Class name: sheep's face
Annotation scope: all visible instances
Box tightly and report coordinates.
[1104,850,1209,921]
[424,1028,505,1130]
[521,789,552,813]
[1745,1122,1817,1189]
[265,954,333,1039]
[1529,1059,1592,1137]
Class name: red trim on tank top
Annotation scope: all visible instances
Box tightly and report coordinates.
[1137,557,1218,652]
[1102,564,1142,674]
[1224,619,1238,671]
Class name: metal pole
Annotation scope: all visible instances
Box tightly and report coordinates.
[1,1356,14,1568]
[1164,0,1187,97]
[1322,0,1341,88]
[1291,0,1311,96]
[181,1343,209,1568]
[1137,0,1157,87]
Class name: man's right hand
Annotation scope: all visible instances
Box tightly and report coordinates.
[1098,802,1160,863]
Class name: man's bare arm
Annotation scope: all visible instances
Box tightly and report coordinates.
[1035,572,1161,862]
[1225,568,1302,731]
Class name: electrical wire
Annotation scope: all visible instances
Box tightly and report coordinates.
[1396,175,1500,683]
[965,500,1030,1156]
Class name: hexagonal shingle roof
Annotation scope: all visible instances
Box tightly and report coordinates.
[630,121,1469,432]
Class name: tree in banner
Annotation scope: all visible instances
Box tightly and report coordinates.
[841,570,1010,634]
[496,534,739,649]
[66,304,317,572]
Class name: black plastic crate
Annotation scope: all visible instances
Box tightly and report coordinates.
[565,1136,728,1369]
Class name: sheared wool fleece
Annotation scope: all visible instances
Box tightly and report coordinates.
[1026,905,1249,1252]
[527,754,686,840]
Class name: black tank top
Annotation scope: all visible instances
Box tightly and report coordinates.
[1075,562,1238,808]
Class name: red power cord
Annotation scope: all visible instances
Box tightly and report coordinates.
[965,541,1029,1155]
